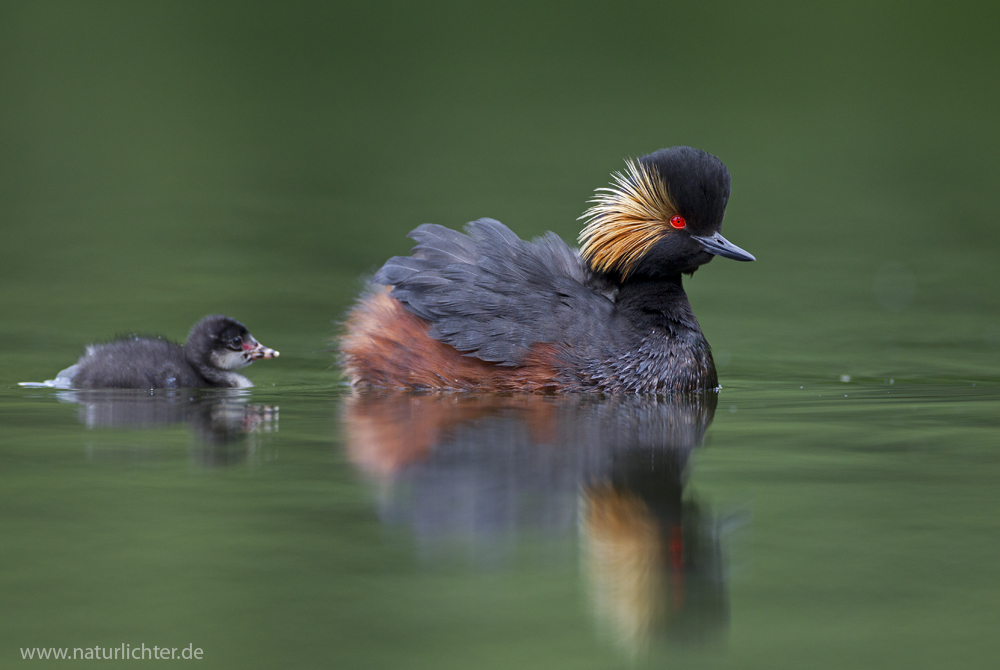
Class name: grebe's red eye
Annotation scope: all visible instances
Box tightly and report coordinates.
[670,215,686,229]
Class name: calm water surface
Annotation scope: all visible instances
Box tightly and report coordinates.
[2,2,999,668]
[3,379,998,668]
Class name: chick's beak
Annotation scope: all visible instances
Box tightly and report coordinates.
[248,339,279,360]
[691,232,756,262]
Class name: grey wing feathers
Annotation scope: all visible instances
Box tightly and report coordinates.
[373,218,612,366]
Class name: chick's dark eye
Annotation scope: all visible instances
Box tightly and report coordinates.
[229,336,243,349]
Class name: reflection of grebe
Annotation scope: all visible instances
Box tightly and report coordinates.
[342,392,731,651]
[343,394,561,477]
[22,315,278,390]
[585,486,670,650]
[341,147,753,393]
[583,465,728,655]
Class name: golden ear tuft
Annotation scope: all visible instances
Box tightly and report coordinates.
[578,159,679,278]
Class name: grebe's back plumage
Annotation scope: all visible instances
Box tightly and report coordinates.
[376,219,611,367]
[340,146,754,393]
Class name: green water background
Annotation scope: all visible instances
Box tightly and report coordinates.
[2,1,999,668]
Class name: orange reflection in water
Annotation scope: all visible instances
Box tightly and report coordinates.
[342,391,732,656]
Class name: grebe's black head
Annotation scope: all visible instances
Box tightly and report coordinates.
[184,315,279,371]
[579,146,754,282]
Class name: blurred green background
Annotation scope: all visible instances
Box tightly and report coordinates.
[2,0,998,383]
[2,1,1000,668]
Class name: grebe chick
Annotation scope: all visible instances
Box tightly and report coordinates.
[340,146,754,394]
[28,315,278,390]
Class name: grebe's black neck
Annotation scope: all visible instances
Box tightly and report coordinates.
[614,275,703,337]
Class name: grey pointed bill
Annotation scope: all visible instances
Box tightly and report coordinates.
[692,232,756,262]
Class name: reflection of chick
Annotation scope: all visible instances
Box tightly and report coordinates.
[583,485,671,654]
[52,390,277,466]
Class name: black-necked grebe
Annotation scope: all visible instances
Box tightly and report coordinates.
[340,146,753,393]
[26,315,278,389]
